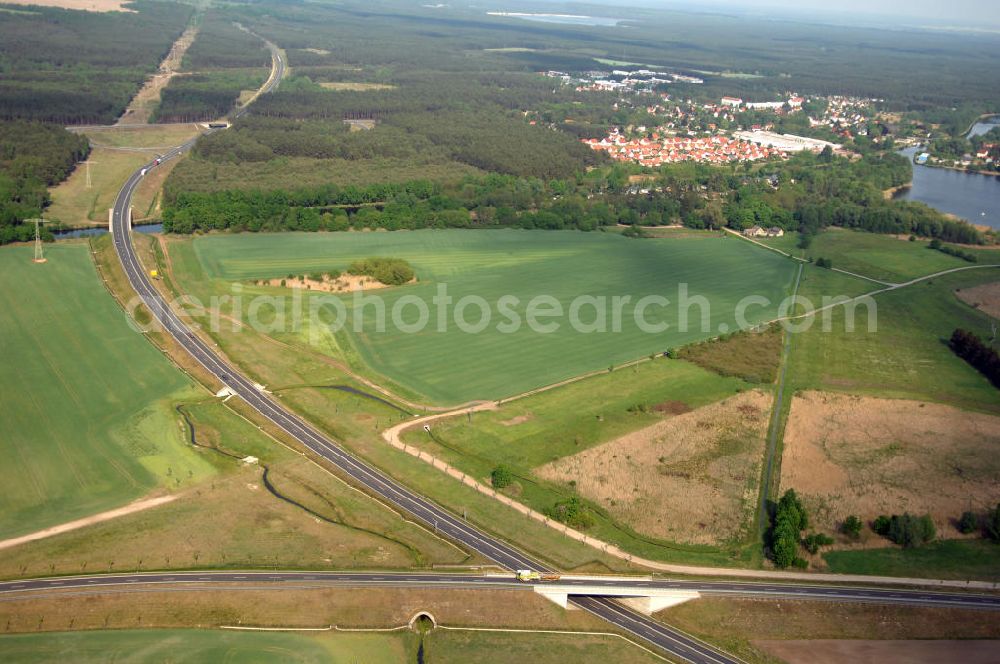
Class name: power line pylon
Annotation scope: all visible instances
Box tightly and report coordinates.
[27,218,48,263]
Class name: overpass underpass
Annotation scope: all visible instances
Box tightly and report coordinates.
[529,580,700,615]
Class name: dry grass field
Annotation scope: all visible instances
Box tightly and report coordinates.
[0,587,616,634]
[0,457,471,579]
[49,125,201,227]
[660,596,1000,664]
[955,280,1000,319]
[780,391,1000,538]
[756,640,1000,664]
[537,390,771,545]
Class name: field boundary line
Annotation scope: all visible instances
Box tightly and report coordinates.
[0,495,177,552]
[757,262,801,538]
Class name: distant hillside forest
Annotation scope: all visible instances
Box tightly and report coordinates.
[0,1,193,124]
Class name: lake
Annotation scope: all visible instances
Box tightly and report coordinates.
[895,146,1000,230]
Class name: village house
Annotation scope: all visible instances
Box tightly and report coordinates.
[743,226,784,238]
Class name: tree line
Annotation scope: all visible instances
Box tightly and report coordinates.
[162,171,711,234]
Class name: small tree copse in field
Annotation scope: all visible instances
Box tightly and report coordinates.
[874,513,936,548]
[842,515,863,539]
[873,514,891,535]
[347,257,415,286]
[803,532,834,554]
[958,510,979,535]
[490,465,513,489]
[545,496,595,529]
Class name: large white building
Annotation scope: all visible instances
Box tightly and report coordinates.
[733,130,840,153]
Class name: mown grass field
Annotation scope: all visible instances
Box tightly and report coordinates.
[406,359,746,470]
[191,229,800,403]
[786,267,1000,412]
[787,229,974,283]
[823,539,1000,581]
[0,626,664,664]
[0,244,214,539]
[0,629,410,664]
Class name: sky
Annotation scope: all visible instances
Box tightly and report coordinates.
[668,0,998,28]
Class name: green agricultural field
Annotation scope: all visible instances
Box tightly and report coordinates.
[407,359,746,470]
[0,244,214,539]
[786,267,1000,412]
[0,628,664,663]
[425,629,665,664]
[0,629,411,664]
[799,229,974,283]
[191,229,801,403]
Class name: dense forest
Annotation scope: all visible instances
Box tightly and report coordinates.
[181,14,271,70]
[0,1,193,124]
[151,10,270,124]
[0,122,89,244]
[153,71,265,124]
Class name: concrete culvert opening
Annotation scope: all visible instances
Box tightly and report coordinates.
[409,611,437,632]
[411,612,437,664]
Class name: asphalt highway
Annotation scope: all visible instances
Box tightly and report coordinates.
[2,572,998,611]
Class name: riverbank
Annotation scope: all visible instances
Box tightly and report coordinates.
[883,183,910,200]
